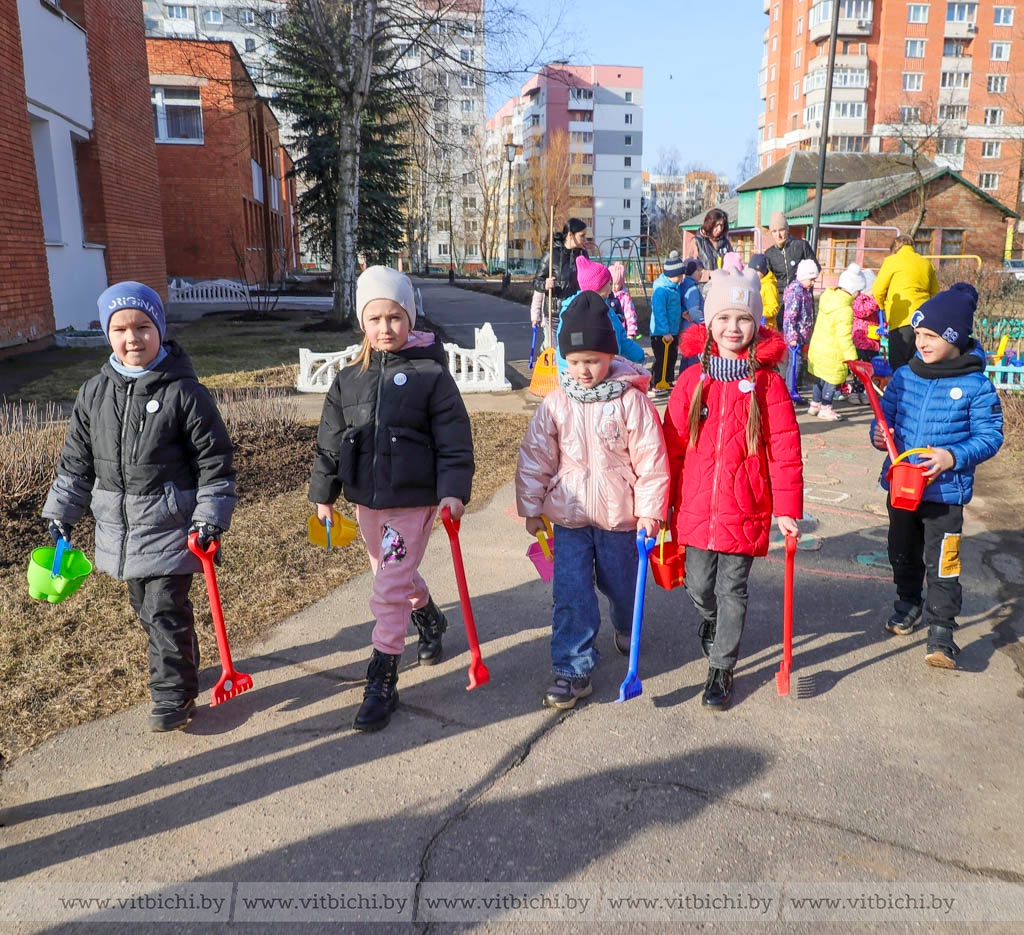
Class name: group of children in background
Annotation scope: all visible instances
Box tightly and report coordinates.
[42,247,1002,734]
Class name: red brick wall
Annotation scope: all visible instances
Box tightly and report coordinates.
[0,0,55,349]
[147,39,292,282]
[76,0,167,298]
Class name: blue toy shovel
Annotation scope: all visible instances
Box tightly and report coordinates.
[51,537,69,578]
[617,530,657,703]
[787,343,803,402]
[529,324,539,369]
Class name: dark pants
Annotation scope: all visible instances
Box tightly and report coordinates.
[887,325,917,371]
[651,335,679,387]
[684,547,755,670]
[551,524,638,679]
[850,348,875,393]
[887,500,964,630]
[127,574,200,702]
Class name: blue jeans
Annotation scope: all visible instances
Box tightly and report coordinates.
[551,524,639,678]
[812,379,838,405]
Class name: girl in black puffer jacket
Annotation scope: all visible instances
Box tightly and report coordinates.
[310,267,474,732]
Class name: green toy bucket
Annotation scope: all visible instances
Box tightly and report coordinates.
[26,546,93,603]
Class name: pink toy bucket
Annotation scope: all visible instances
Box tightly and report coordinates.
[526,516,554,582]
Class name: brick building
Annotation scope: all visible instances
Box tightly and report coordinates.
[758,0,1024,226]
[2,0,165,352]
[146,38,298,283]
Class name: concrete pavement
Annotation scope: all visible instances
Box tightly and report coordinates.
[3,289,1024,931]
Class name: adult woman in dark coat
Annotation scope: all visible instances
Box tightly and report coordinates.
[533,217,590,301]
[685,209,734,295]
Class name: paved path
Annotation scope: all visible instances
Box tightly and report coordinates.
[4,295,1024,930]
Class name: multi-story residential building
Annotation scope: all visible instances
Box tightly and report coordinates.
[142,0,286,103]
[147,38,298,282]
[646,170,730,221]
[2,0,166,350]
[487,64,643,267]
[758,0,1024,218]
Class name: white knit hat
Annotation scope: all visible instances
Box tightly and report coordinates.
[838,262,867,295]
[355,266,417,330]
[796,258,819,282]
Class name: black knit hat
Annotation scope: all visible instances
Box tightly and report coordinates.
[559,291,617,358]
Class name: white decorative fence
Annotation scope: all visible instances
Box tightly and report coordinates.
[168,279,250,303]
[297,323,511,394]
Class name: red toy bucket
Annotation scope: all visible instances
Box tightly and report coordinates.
[649,530,685,590]
[886,448,932,511]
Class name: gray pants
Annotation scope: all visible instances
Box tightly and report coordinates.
[684,547,755,670]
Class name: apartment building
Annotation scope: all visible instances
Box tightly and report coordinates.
[147,38,298,282]
[487,64,643,267]
[2,0,165,351]
[758,0,1024,218]
[646,170,730,221]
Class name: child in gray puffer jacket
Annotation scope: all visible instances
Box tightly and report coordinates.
[43,281,236,733]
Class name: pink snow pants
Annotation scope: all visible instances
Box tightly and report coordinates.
[356,504,436,655]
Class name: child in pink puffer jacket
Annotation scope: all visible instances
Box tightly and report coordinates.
[516,291,669,710]
[608,262,638,337]
[850,268,880,403]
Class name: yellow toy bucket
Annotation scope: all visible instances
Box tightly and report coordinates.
[307,510,357,550]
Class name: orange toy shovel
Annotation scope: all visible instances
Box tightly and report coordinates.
[440,506,490,690]
[188,532,253,706]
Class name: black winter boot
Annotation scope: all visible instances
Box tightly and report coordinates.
[411,598,448,666]
[698,620,717,658]
[701,667,733,709]
[925,625,960,669]
[353,650,400,731]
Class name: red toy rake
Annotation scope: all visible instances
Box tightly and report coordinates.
[775,532,797,697]
[440,507,490,691]
[188,532,253,706]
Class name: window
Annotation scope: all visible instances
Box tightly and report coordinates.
[982,140,1002,157]
[434,72,449,89]
[437,243,450,256]
[984,107,1004,125]
[940,70,970,88]
[771,34,777,51]
[151,86,203,143]
[794,81,800,100]
[908,3,929,22]
[906,39,926,57]
[991,42,1011,61]
[460,99,474,112]
[913,229,932,254]
[624,113,633,125]
[624,156,632,167]
[268,11,281,25]
[622,219,632,231]
[624,134,633,146]
[529,114,540,127]
[238,8,254,25]
[569,131,593,144]
[988,74,1008,93]
[623,199,631,209]
[940,229,965,256]
[569,88,594,103]
[624,91,633,103]
[903,72,924,91]
[244,37,256,51]
[795,49,802,67]
[773,3,779,20]
[433,98,445,112]
[945,2,977,22]
[994,6,1013,25]
[461,171,476,184]
[943,39,968,56]
[937,137,965,155]
[901,106,922,122]
[460,48,474,63]
[460,73,475,87]
[461,124,473,137]
[769,94,776,112]
[462,196,477,210]
[796,16,803,34]
[166,4,189,18]
[623,177,632,189]
[457,21,474,37]
[939,103,967,119]
[979,172,1000,190]
[203,9,222,24]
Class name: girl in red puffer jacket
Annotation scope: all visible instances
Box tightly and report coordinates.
[663,268,804,710]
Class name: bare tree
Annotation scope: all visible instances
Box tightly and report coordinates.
[521,127,573,260]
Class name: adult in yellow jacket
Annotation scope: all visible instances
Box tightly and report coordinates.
[748,254,780,329]
[873,234,939,370]
[808,264,864,421]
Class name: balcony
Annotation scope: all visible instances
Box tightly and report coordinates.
[809,14,873,43]
[941,54,973,71]
[944,19,978,40]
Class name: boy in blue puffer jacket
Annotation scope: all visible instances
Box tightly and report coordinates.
[870,282,1003,668]
[649,251,686,393]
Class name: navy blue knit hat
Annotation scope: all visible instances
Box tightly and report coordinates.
[559,291,617,357]
[97,281,166,344]
[911,281,977,351]
[663,250,685,278]
[748,253,768,275]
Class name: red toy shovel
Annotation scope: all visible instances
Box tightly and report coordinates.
[440,507,490,691]
[776,532,797,697]
[188,532,253,706]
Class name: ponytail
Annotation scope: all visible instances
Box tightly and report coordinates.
[687,330,716,448]
[744,341,763,457]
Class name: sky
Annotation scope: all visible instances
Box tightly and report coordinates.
[485,0,765,184]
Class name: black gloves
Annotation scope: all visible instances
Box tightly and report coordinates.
[188,521,224,549]
[48,520,72,545]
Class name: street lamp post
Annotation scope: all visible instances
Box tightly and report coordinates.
[503,142,516,294]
